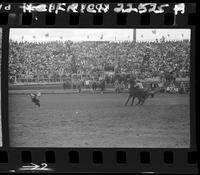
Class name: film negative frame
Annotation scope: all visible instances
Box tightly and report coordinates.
[0,2,199,173]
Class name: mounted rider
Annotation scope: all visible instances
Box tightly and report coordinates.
[134,79,144,91]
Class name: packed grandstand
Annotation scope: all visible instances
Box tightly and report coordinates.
[8,39,190,93]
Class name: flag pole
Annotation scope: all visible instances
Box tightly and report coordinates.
[133,29,136,42]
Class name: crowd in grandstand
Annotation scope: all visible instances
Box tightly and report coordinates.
[9,39,190,93]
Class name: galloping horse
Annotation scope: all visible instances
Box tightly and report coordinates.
[125,78,153,106]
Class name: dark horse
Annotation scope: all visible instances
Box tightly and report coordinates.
[125,78,154,106]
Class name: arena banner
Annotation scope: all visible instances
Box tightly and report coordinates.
[0,1,198,174]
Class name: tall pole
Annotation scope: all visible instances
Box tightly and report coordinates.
[133,29,136,42]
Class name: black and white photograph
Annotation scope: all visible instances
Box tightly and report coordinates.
[8,28,190,147]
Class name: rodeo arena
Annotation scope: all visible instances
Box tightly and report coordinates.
[8,29,190,147]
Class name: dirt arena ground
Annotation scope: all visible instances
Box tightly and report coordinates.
[9,92,190,148]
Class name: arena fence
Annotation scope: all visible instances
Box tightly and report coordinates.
[9,76,70,84]
[8,76,190,94]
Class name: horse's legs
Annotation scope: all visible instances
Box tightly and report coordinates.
[140,95,147,105]
[131,96,135,106]
[135,97,141,105]
[142,97,146,104]
[139,98,144,105]
[125,95,132,106]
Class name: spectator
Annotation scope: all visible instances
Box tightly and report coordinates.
[9,39,190,94]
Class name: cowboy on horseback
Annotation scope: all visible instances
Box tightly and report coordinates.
[125,76,150,106]
[134,80,145,91]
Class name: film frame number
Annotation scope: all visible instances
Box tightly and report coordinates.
[18,162,51,171]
